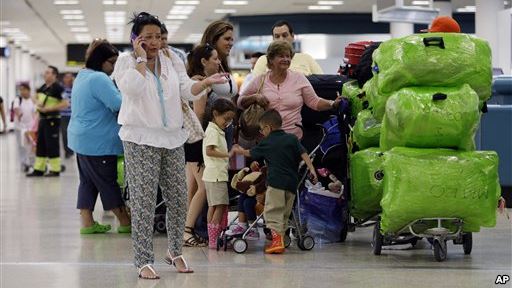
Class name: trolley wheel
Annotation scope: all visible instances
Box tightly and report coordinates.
[462,233,472,255]
[297,236,315,251]
[154,215,166,234]
[433,239,447,262]
[284,234,292,248]
[233,239,248,254]
[372,220,383,255]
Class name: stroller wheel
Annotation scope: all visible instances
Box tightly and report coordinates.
[284,234,292,248]
[154,215,166,234]
[216,236,222,251]
[297,236,315,251]
[233,239,248,254]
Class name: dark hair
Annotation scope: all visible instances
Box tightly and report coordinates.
[85,40,119,72]
[19,83,30,90]
[259,109,282,129]
[251,52,265,59]
[203,98,236,128]
[48,65,59,76]
[128,12,162,37]
[355,42,381,88]
[200,20,234,73]
[187,44,215,77]
[271,20,294,36]
[160,23,168,34]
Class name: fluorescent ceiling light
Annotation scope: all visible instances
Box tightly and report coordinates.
[214,9,237,13]
[70,27,89,32]
[60,9,83,14]
[167,15,189,19]
[54,0,79,4]
[412,0,430,5]
[67,21,87,26]
[308,5,333,10]
[63,14,84,19]
[175,0,200,4]
[165,20,183,25]
[103,0,127,4]
[104,11,126,16]
[456,5,476,12]
[317,1,343,5]
[223,1,248,5]
[0,21,11,26]
[169,6,195,15]
[2,27,21,33]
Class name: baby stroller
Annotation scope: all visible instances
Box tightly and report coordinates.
[299,103,351,243]
[217,163,317,254]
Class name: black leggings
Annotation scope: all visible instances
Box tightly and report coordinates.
[237,193,257,221]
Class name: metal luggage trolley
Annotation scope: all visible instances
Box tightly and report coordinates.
[372,217,473,262]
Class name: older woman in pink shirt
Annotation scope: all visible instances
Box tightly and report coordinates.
[238,40,340,139]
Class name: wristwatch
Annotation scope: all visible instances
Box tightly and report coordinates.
[136,56,147,64]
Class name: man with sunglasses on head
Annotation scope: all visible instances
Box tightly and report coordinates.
[252,20,323,77]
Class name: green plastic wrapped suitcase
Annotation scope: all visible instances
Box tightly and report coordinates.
[380,148,501,234]
[350,148,385,220]
[380,85,480,151]
[372,33,492,103]
[353,110,381,150]
[363,77,388,121]
[342,80,366,117]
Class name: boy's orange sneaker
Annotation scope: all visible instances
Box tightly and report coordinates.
[265,230,285,254]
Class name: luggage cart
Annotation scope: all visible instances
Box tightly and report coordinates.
[372,217,473,262]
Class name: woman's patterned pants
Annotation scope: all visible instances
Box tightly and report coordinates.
[123,141,187,268]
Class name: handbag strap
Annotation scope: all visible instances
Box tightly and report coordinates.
[256,72,266,95]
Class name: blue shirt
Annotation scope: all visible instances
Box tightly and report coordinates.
[68,69,123,156]
[60,86,72,116]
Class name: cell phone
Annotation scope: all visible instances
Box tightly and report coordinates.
[131,32,145,48]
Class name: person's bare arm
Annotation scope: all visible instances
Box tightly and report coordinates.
[301,152,318,183]
[0,103,6,132]
[205,145,232,158]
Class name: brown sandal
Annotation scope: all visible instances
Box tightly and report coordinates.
[183,226,207,247]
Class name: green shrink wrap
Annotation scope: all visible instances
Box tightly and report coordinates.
[380,148,501,234]
[372,33,492,102]
[380,85,480,151]
[353,110,381,149]
[350,148,385,220]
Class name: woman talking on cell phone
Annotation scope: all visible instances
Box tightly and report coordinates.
[112,12,228,280]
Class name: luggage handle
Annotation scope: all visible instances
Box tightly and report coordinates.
[432,93,448,101]
[423,37,445,49]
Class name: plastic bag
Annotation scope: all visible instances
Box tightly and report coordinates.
[363,77,388,121]
[380,85,480,151]
[353,110,381,150]
[349,148,385,220]
[300,182,346,244]
[342,80,366,118]
[372,33,492,102]
[380,147,501,234]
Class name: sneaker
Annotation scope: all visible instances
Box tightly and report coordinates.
[246,228,260,241]
[225,224,246,236]
[265,230,285,254]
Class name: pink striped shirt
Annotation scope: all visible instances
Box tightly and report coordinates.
[238,70,321,139]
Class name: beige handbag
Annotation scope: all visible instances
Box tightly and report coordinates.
[181,100,204,143]
[239,74,267,140]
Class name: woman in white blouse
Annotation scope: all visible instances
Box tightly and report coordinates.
[112,12,227,280]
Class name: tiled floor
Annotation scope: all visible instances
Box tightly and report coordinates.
[1,132,511,288]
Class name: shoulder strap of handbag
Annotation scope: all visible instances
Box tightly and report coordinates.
[256,72,266,95]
